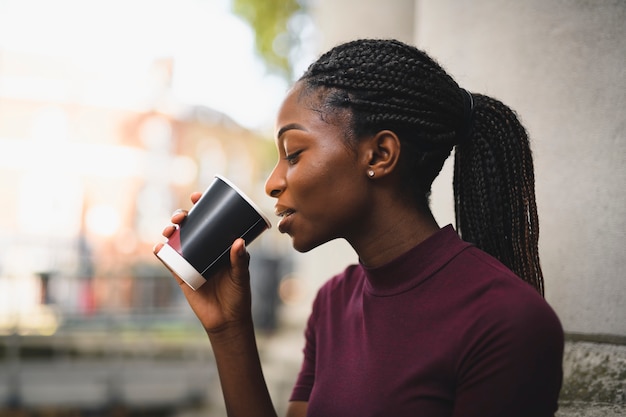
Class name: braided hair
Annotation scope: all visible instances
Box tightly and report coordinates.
[298,39,544,295]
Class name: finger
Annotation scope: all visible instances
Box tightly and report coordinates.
[229,238,250,285]
[162,224,177,238]
[153,242,164,254]
[171,209,188,224]
[190,192,202,204]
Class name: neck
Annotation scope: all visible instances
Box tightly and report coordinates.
[348,201,441,268]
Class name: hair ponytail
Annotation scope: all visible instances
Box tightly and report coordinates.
[453,94,544,295]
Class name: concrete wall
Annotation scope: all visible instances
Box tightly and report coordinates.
[309,0,416,52]
[416,0,626,338]
[303,0,625,339]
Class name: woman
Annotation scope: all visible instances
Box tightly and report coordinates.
[154,39,563,417]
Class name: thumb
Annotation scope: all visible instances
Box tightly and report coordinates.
[229,238,250,285]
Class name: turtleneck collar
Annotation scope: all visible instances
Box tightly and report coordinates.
[361,224,471,296]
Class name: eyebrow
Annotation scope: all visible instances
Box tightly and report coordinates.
[277,123,307,139]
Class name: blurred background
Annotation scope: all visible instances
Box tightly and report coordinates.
[0,0,624,416]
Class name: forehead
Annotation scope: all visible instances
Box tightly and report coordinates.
[275,83,352,140]
[276,83,306,116]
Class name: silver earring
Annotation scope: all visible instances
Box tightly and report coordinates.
[367,169,375,178]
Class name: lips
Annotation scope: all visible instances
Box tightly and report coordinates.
[275,207,295,233]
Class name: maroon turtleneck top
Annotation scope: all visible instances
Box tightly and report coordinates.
[290,225,563,417]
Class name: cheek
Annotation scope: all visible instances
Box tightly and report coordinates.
[293,176,329,212]
[287,143,363,215]
[298,162,350,202]
[305,167,365,222]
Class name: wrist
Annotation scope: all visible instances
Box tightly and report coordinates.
[206,316,255,344]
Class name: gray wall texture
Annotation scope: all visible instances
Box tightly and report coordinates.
[304,0,625,340]
[417,0,625,338]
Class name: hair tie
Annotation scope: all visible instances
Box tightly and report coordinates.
[457,88,475,146]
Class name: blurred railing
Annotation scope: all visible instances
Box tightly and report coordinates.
[0,309,218,416]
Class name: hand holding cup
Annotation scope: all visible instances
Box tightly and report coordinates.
[153,176,271,333]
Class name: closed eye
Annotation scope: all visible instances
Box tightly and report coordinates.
[284,150,303,165]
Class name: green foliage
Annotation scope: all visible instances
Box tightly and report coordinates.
[231,0,302,80]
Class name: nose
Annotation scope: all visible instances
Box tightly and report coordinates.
[265,162,285,198]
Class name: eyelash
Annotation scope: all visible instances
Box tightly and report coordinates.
[284,150,302,165]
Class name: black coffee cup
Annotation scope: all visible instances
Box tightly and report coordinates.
[156,175,271,290]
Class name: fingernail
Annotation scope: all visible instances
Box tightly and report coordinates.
[239,241,246,257]
[172,209,184,216]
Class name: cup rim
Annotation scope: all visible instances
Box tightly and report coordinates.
[215,175,272,229]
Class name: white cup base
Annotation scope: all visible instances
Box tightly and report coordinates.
[156,244,207,290]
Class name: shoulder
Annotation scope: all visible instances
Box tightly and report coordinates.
[315,264,363,297]
[424,244,563,354]
[452,247,563,359]
[309,264,363,313]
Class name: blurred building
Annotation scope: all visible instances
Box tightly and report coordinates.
[0,51,279,335]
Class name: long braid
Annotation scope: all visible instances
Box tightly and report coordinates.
[454,95,543,294]
[299,39,544,295]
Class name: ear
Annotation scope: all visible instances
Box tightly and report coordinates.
[359,130,401,178]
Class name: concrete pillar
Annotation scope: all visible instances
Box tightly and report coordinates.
[416,0,626,337]
[309,0,415,52]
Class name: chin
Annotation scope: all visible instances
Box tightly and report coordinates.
[292,240,317,253]
[290,235,336,254]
